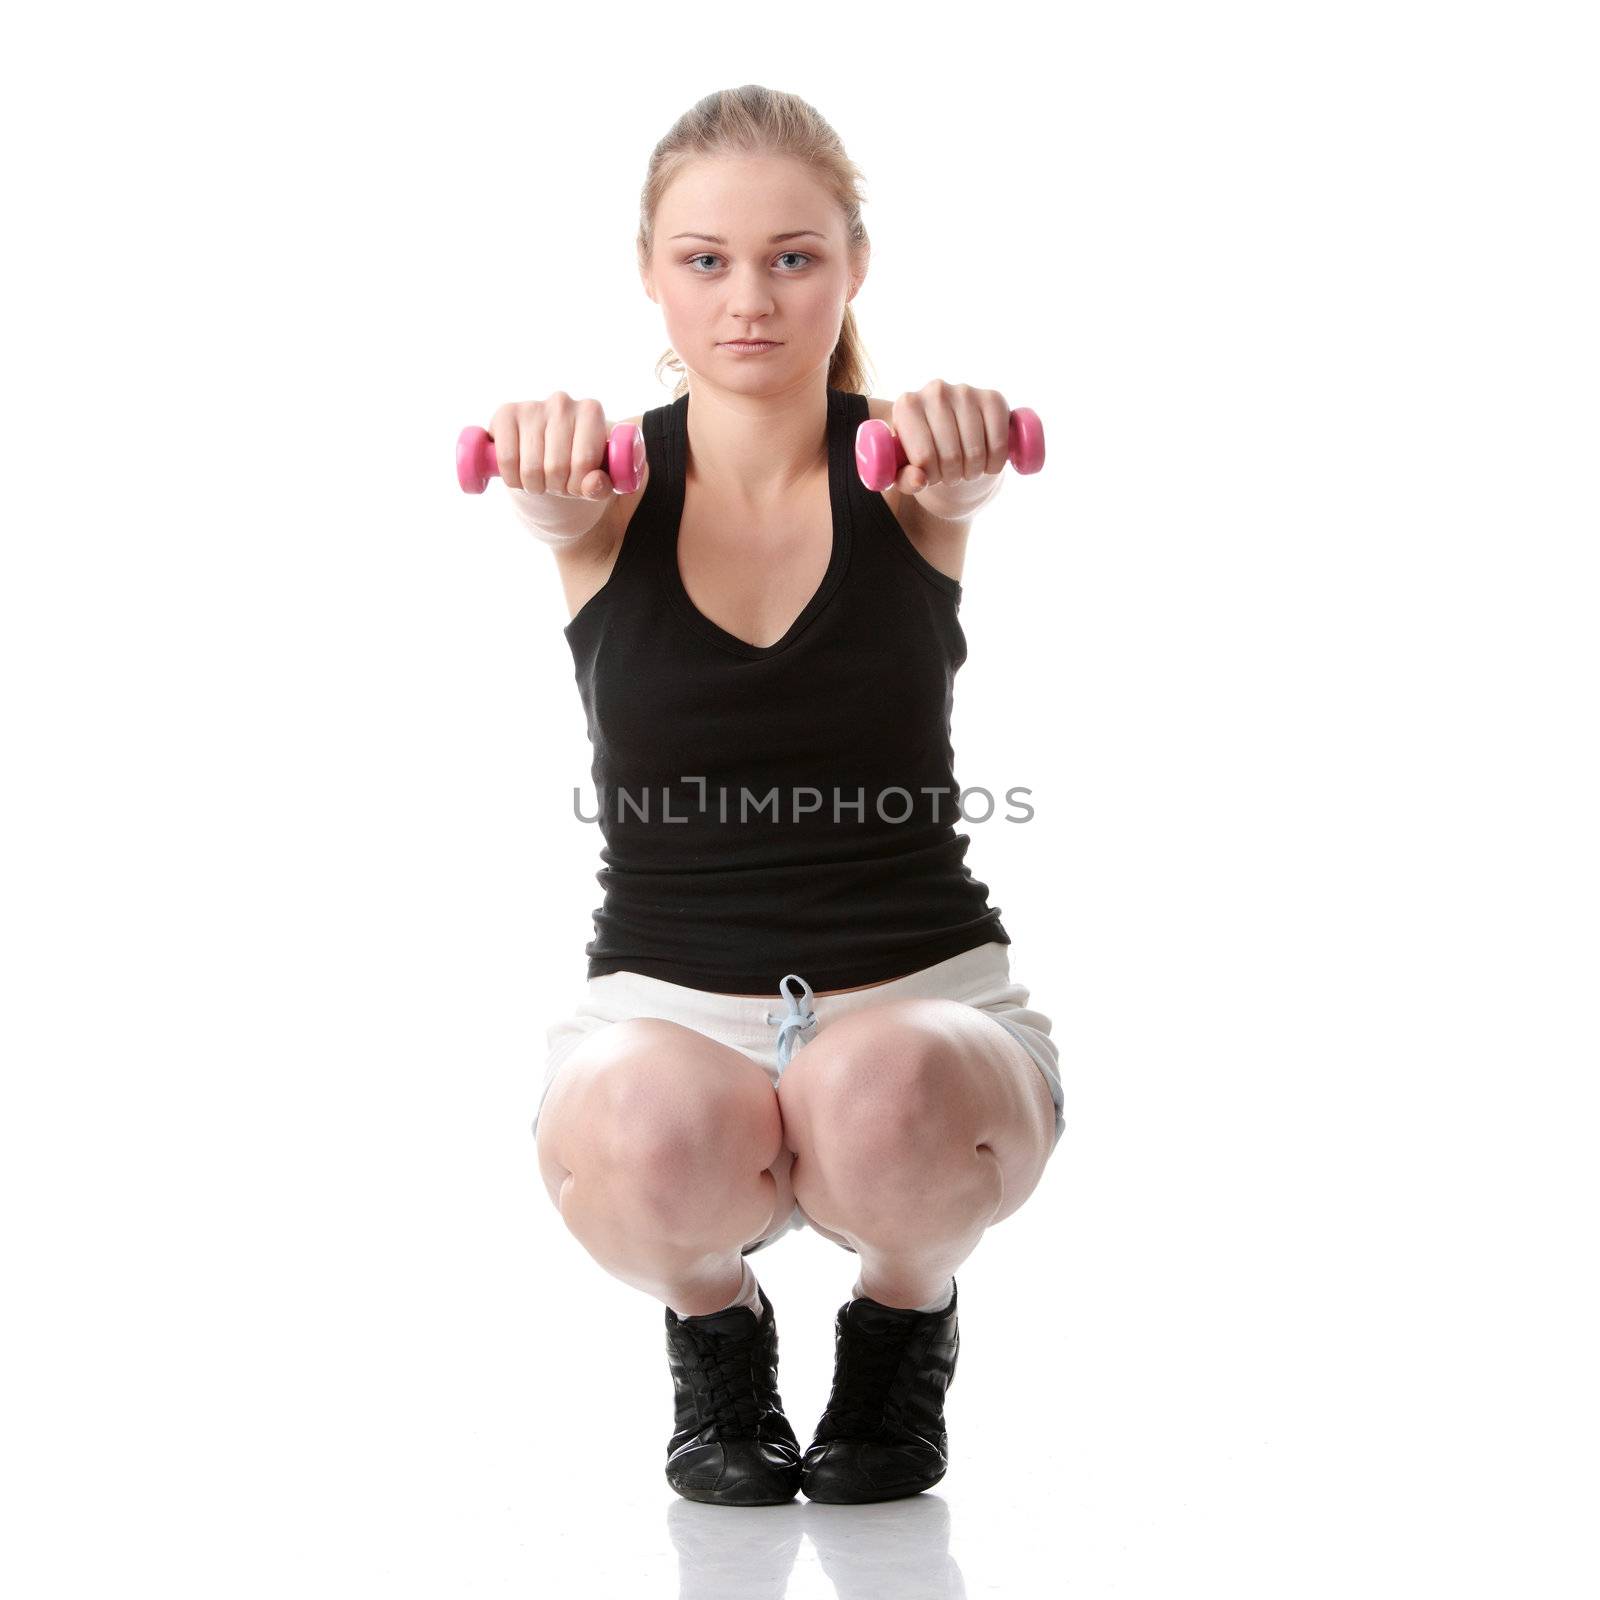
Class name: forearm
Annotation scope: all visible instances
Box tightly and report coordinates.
[504,485,608,548]
[912,472,1003,523]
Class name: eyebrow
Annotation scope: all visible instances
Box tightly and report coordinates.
[667,230,827,245]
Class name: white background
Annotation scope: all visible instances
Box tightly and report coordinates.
[4,2,1595,1595]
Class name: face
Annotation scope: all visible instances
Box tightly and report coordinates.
[641,154,865,387]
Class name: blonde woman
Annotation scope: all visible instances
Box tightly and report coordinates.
[492,85,1063,1506]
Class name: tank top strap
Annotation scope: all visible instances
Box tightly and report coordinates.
[826,386,862,531]
[834,385,869,438]
[592,393,683,594]
[658,388,689,490]
[833,387,880,528]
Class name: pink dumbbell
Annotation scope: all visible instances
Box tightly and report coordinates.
[455,422,646,495]
[854,407,1045,494]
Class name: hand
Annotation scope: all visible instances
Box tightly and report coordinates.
[486,391,618,501]
[887,380,1014,495]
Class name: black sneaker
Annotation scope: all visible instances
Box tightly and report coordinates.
[800,1278,960,1504]
[663,1281,803,1505]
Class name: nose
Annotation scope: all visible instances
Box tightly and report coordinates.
[727,265,777,323]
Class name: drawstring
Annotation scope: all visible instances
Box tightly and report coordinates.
[764,973,818,1077]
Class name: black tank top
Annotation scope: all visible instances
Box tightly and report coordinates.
[561,384,1009,993]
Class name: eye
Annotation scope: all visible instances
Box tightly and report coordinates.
[685,252,815,273]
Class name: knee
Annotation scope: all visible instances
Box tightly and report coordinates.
[787,1004,953,1165]
[575,1019,782,1222]
[784,1007,1001,1232]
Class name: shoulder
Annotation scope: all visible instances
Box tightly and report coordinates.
[862,395,968,586]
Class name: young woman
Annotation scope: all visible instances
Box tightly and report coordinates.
[489,85,1064,1507]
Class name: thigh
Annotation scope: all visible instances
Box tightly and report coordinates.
[966,1009,1061,1222]
[975,1006,1065,1154]
[533,1017,796,1229]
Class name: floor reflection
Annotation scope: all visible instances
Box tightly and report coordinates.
[667,1491,966,1599]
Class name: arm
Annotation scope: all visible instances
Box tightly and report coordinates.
[912,471,1004,524]
[505,485,610,549]
[867,394,1005,586]
[491,398,641,551]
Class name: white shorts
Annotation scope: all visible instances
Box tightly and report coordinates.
[531,940,1064,1256]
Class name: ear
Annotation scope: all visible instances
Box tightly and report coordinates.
[846,249,869,305]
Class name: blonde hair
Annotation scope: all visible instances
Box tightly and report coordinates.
[638,85,874,400]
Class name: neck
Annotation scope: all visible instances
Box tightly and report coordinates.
[683,377,829,505]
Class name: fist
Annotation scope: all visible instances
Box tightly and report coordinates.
[887,380,1014,495]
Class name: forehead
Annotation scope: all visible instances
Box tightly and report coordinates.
[658,155,837,237]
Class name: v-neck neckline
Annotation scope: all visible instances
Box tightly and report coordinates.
[658,385,854,660]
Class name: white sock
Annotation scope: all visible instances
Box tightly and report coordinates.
[851,1273,954,1314]
[678,1255,765,1322]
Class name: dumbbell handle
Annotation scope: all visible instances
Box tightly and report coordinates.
[455,423,645,495]
[854,407,1045,494]
[459,405,1045,497]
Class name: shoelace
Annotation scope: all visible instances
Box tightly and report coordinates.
[680,1322,766,1437]
[813,1316,921,1441]
[764,973,818,1076]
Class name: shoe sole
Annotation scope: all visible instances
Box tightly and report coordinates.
[667,1478,802,1506]
[801,1465,946,1504]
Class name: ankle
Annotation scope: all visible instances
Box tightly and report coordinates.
[670,1255,765,1321]
[850,1272,954,1313]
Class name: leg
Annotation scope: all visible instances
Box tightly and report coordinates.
[776,997,1058,1308]
[535,1017,797,1314]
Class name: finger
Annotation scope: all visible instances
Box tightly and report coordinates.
[921,385,965,485]
[893,454,930,494]
[492,410,522,491]
[572,402,610,498]
[519,409,546,495]
[893,396,938,494]
[950,387,989,481]
[979,391,1011,476]
[543,404,576,497]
